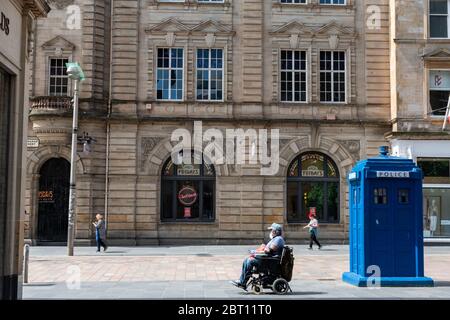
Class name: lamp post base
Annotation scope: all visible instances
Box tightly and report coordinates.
[342,272,434,287]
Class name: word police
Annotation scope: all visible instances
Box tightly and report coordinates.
[178,304,272,317]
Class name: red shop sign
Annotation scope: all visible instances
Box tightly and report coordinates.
[184,207,191,218]
[178,186,198,206]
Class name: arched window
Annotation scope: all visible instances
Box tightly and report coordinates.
[287,152,339,223]
[161,153,215,222]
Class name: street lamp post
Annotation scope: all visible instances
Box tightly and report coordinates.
[66,63,85,256]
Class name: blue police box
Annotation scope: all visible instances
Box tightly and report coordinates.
[342,146,434,287]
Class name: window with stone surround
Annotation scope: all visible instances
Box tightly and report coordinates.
[280,0,306,4]
[287,152,339,223]
[48,58,69,96]
[430,0,450,38]
[161,153,215,222]
[280,50,307,102]
[156,48,184,101]
[429,70,450,116]
[320,0,346,4]
[196,48,224,101]
[320,51,346,103]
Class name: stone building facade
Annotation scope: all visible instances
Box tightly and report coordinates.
[1,0,50,300]
[25,0,393,245]
[389,0,450,238]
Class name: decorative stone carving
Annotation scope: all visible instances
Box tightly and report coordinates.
[166,32,176,47]
[141,137,164,171]
[289,34,299,49]
[338,140,361,160]
[47,0,75,9]
[55,47,63,56]
[205,33,216,48]
[329,34,339,50]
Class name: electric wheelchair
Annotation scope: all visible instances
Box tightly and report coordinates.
[247,246,294,295]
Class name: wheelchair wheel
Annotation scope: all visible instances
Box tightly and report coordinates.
[251,284,263,295]
[272,278,289,295]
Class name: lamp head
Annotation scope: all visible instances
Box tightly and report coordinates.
[66,62,85,81]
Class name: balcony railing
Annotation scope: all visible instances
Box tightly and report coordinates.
[30,96,72,114]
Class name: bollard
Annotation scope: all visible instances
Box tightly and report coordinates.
[23,244,30,284]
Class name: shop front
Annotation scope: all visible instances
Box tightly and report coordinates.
[392,139,450,239]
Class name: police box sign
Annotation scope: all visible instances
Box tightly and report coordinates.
[376,171,410,178]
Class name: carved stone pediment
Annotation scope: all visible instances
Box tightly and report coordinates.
[190,20,233,34]
[270,20,314,36]
[314,21,355,38]
[422,48,450,61]
[41,35,76,52]
[146,18,190,34]
[47,0,75,9]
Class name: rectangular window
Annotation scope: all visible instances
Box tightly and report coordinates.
[280,0,307,3]
[418,158,450,184]
[280,50,307,102]
[398,189,409,204]
[430,0,450,38]
[320,0,346,4]
[157,48,184,101]
[49,58,69,96]
[196,48,223,101]
[429,70,450,115]
[374,188,387,205]
[198,0,224,3]
[320,51,346,103]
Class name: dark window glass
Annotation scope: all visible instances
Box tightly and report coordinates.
[418,159,450,177]
[287,152,340,223]
[398,189,409,204]
[161,153,215,222]
[374,188,387,205]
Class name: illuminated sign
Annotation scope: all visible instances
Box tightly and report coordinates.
[39,190,54,202]
[178,186,198,206]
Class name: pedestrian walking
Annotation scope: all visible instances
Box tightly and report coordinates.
[303,212,322,250]
[93,214,108,252]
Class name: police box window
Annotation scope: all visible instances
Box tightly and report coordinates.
[429,70,450,115]
[374,188,387,205]
[398,189,409,204]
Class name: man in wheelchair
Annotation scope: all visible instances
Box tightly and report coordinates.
[231,223,290,293]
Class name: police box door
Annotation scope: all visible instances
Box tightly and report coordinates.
[37,158,70,243]
[368,181,416,277]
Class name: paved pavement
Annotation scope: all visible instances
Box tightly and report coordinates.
[22,245,450,299]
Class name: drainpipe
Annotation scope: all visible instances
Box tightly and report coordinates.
[104,0,114,231]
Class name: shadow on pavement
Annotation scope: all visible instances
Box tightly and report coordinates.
[23,283,56,287]
[434,281,450,287]
[239,291,326,296]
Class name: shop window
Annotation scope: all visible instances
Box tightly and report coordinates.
[424,188,450,237]
[429,70,450,115]
[287,152,340,223]
[418,158,450,184]
[430,0,450,38]
[161,153,215,222]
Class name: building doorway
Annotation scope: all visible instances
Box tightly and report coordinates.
[37,158,70,243]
